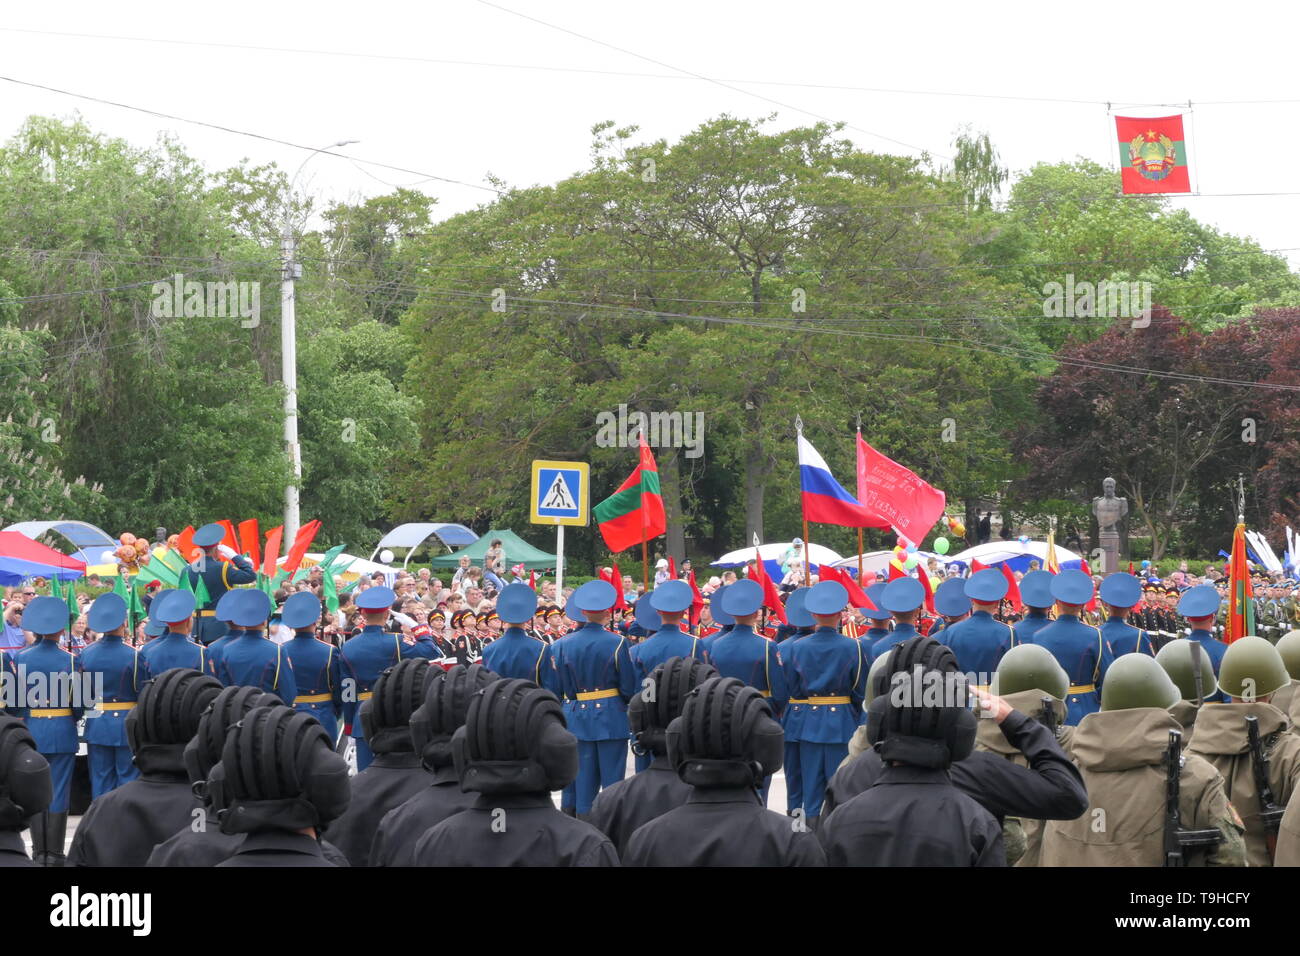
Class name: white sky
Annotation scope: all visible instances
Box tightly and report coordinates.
[2,0,1298,266]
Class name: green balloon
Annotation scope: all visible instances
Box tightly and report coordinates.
[904,556,919,570]
[933,537,950,555]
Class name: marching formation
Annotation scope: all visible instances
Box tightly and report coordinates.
[2,520,1300,867]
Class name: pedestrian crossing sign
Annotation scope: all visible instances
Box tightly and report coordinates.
[530,460,589,526]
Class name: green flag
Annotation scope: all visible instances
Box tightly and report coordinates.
[138,549,184,588]
[322,568,340,615]
[318,544,347,573]
[340,577,360,595]
[50,575,63,602]
[257,572,276,600]
[127,577,146,627]
[65,579,79,625]
[193,573,212,610]
[112,571,129,602]
[178,570,195,596]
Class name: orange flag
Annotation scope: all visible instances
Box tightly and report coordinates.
[263,526,284,577]
[283,520,320,576]
[238,519,260,559]
[177,525,196,561]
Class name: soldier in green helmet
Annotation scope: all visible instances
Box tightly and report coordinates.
[1270,630,1300,724]
[1187,636,1300,866]
[985,643,1073,867]
[1040,653,1245,867]
[1155,639,1217,733]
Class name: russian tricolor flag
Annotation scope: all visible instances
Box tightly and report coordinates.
[798,434,889,529]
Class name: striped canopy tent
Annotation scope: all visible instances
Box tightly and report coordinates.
[0,530,87,585]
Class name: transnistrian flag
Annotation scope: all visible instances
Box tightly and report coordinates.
[1227,522,1255,643]
[594,434,666,553]
[1115,115,1190,194]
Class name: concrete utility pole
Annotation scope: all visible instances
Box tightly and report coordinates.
[281,139,358,546]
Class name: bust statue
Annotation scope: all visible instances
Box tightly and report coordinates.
[1091,477,1128,535]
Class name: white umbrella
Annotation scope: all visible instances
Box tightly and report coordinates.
[831,550,948,575]
[711,542,844,568]
[948,540,1082,567]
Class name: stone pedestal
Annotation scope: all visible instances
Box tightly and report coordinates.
[1097,531,1120,577]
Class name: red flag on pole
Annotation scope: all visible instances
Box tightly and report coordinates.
[1226,522,1255,643]
[1079,560,1098,613]
[1000,564,1023,614]
[262,526,284,577]
[528,570,537,590]
[283,520,320,575]
[667,556,676,581]
[216,520,239,554]
[237,519,260,559]
[610,561,626,611]
[819,564,877,612]
[177,525,196,561]
[688,569,705,628]
[750,558,788,624]
[918,567,936,614]
[593,435,666,552]
[855,434,947,542]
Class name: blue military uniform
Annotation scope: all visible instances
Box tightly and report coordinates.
[785,581,867,822]
[215,589,297,705]
[697,585,733,657]
[184,523,258,645]
[776,587,812,815]
[1012,571,1056,646]
[16,599,81,817]
[629,583,701,772]
[203,590,245,681]
[140,589,206,673]
[482,584,555,691]
[940,569,1013,682]
[79,594,148,798]
[928,577,972,642]
[339,587,416,771]
[549,580,638,816]
[279,593,344,743]
[1178,586,1229,703]
[1098,572,1154,657]
[857,583,892,655]
[1031,570,1114,724]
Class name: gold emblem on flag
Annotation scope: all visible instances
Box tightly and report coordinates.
[1128,132,1178,182]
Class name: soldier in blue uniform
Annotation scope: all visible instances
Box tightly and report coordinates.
[339,586,415,772]
[16,597,81,865]
[869,578,927,663]
[184,523,257,645]
[1013,570,1056,646]
[856,583,892,653]
[698,585,734,654]
[708,579,790,805]
[281,592,343,742]
[1099,572,1154,657]
[941,568,1013,684]
[203,590,245,681]
[1177,585,1230,702]
[139,589,206,673]
[777,587,812,816]
[1032,570,1114,724]
[629,581,700,772]
[481,583,554,689]
[785,580,867,827]
[548,580,638,819]
[928,577,971,640]
[217,589,297,705]
[79,593,147,798]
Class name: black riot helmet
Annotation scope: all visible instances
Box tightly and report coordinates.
[866,664,976,769]
[451,678,577,795]
[0,715,51,829]
[183,686,279,800]
[126,668,223,774]
[665,676,784,789]
[628,656,718,757]
[359,658,434,755]
[409,664,499,771]
[212,704,351,835]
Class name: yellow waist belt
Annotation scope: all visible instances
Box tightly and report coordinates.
[576,688,619,702]
[295,693,332,704]
[806,696,850,705]
[199,610,216,617]
[357,691,373,701]
[30,708,72,718]
[99,702,135,711]
[1069,683,1096,695]
[788,698,809,705]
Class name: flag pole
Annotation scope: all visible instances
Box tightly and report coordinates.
[856,415,864,586]
[796,416,811,586]
[641,426,650,593]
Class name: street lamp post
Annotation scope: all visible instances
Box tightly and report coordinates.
[281,139,358,547]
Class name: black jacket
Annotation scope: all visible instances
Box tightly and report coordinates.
[67,747,199,867]
[0,831,34,867]
[368,764,477,867]
[324,752,428,867]
[823,710,1087,824]
[412,792,619,866]
[588,754,693,855]
[217,830,336,867]
[820,764,1005,866]
[147,808,351,867]
[623,786,826,866]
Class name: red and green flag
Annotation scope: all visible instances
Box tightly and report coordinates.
[1116,114,1190,195]
[594,435,666,553]
[1226,522,1255,643]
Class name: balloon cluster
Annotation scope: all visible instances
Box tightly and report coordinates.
[114,532,152,571]
[892,542,920,571]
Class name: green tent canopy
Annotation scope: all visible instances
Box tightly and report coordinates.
[427,529,557,571]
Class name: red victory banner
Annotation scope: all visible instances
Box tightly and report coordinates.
[1115,115,1191,195]
[855,435,946,543]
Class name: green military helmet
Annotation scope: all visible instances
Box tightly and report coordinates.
[1277,630,1300,680]
[1100,653,1180,711]
[1155,639,1217,702]
[1216,635,1290,700]
[992,643,1068,699]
